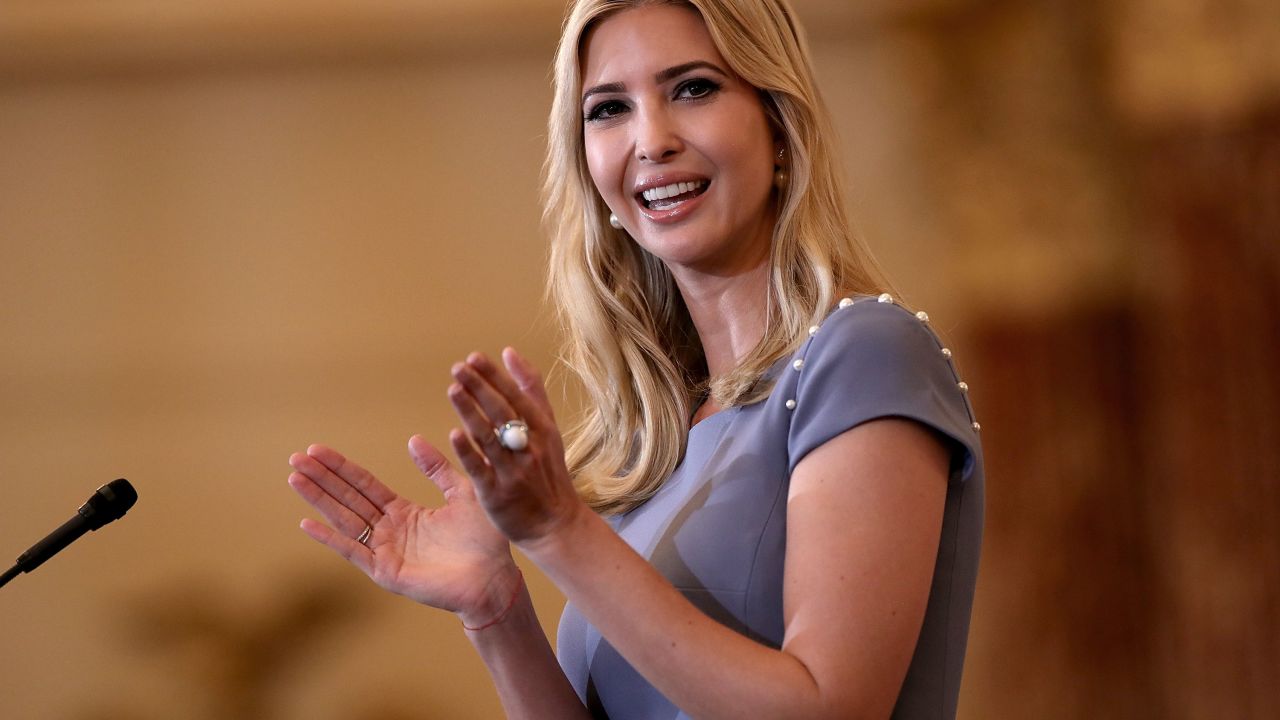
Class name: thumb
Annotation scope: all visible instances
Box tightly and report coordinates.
[408,434,471,498]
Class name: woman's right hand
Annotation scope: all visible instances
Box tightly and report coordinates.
[287,437,519,627]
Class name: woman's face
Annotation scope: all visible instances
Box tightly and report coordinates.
[580,4,779,277]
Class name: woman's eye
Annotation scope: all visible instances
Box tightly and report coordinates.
[676,78,720,100]
[586,100,628,121]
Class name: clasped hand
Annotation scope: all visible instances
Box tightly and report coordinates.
[287,347,584,621]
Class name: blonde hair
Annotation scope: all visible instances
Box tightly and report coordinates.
[544,0,890,514]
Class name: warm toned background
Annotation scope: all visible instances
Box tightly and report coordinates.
[2,1,1277,718]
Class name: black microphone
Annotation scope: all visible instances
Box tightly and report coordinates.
[0,479,138,588]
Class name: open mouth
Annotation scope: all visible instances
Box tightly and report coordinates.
[638,180,710,211]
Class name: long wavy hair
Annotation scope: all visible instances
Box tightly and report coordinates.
[544,0,890,514]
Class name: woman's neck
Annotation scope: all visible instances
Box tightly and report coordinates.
[671,260,770,382]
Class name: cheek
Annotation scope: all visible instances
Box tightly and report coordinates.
[584,137,623,206]
[703,109,775,189]
[716,139,774,199]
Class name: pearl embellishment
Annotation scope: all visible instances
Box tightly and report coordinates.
[878,293,894,304]
[809,325,820,336]
[838,297,854,308]
[792,359,804,371]
[941,348,952,358]
[958,382,969,392]
[915,311,930,321]
[785,399,797,410]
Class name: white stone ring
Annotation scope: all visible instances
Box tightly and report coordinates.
[494,419,530,452]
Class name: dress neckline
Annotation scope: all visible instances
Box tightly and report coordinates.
[690,403,735,431]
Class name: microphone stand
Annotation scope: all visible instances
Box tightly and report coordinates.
[0,564,21,588]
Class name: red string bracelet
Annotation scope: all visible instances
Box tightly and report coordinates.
[462,569,524,632]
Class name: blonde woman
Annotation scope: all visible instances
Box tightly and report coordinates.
[287,1,984,718]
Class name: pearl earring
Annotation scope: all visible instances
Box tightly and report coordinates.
[774,148,788,189]
[609,213,622,229]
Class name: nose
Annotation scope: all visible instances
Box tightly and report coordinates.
[634,105,683,163]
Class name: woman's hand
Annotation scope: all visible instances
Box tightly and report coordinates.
[446,347,588,545]
[287,438,519,627]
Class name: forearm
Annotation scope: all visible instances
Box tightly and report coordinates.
[465,585,591,720]
[520,511,846,720]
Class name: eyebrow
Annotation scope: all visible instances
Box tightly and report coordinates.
[581,60,728,105]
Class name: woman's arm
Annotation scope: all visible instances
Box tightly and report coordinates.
[451,350,949,720]
[463,582,592,720]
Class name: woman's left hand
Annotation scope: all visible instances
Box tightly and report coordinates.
[447,347,587,545]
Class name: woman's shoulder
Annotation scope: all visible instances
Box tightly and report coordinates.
[783,293,983,480]
[795,293,954,379]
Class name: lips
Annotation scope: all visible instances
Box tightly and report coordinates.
[633,174,711,223]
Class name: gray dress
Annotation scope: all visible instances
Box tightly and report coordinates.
[557,296,985,719]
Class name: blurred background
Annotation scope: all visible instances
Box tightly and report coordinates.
[1,0,1276,718]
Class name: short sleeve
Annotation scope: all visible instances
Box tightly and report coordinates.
[786,298,981,482]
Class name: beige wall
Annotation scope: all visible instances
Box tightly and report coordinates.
[3,1,1277,719]
[1,7,566,718]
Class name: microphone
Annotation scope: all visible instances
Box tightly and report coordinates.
[0,478,138,588]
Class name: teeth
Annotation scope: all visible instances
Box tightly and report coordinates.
[642,181,706,203]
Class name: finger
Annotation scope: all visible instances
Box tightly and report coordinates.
[466,352,552,432]
[288,455,379,535]
[298,518,375,576]
[449,428,497,496]
[452,360,521,429]
[448,381,508,458]
[304,444,398,509]
[408,434,472,499]
[502,347,556,422]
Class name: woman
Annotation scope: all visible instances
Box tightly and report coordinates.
[287,1,984,718]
